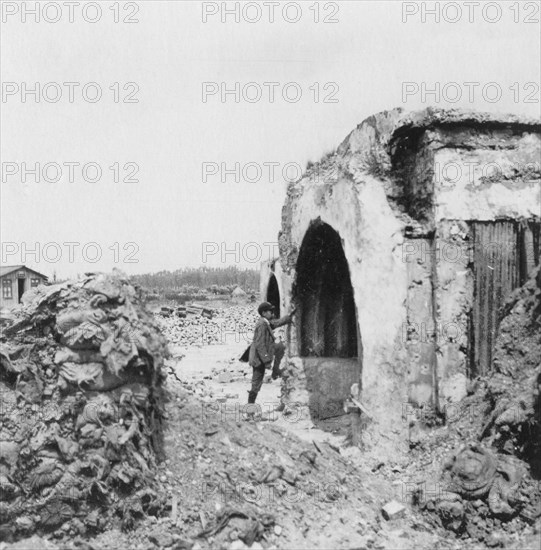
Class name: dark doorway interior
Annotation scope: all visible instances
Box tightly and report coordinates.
[17,279,25,303]
[296,220,357,358]
[266,274,281,318]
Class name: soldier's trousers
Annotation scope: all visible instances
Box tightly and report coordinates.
[248,342,286,403]
[272,342,285,378]
[248,366,266,403]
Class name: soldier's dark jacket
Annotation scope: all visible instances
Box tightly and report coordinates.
[248,315,291,368]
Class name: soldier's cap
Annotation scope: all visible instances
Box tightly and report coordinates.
[257,302,275,315]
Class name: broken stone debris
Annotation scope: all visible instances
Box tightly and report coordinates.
[166,354,248,402]
[0,271,169,541]
[157,306,258,347]
[381,500,406,520]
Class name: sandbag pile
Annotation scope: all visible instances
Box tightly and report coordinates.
[0,271,169,541]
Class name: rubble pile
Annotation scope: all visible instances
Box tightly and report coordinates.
[485,266,541,473]
[157,306,258,347]
[416,267,541,541]
[0,272,169,541]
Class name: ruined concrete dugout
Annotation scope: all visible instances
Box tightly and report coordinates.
[263,108,540,447]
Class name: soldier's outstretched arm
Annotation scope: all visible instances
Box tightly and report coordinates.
[270,307,296,329]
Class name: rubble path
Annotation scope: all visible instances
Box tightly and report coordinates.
[159,304,353,443]
[84,380,448,550]
[168,342,352,448]
[82,341,523,550]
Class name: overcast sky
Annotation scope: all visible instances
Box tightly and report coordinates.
[1,0,540,278]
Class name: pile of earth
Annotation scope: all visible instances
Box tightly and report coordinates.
[0,271,170,542]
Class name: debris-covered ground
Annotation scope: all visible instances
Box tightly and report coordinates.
[1,273,540,549]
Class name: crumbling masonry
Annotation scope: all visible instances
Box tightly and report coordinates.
[261,108,540,448]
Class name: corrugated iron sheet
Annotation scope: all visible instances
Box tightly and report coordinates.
[471,221,541,376]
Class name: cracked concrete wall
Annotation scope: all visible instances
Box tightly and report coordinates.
[432,132,541,222]
[273,107,540,447]
[418,128,540,409]
[404,238,437,408]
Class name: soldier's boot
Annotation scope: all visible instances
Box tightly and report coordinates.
[244,391,259,421]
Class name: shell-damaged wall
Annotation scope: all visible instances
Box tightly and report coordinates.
[394,113,540,408]
[277,107,541,448]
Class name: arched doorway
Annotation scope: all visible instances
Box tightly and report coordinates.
[266,273,281,318]
[294,219,360,426]
[296,220,358,358]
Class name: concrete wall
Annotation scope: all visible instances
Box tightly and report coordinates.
[432,133,541,222]
[415,127,540,409]
[403,238,437,408]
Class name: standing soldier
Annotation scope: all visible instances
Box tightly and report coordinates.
[246,302,295,415]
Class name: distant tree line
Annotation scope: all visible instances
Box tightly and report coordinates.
[131,266,259,293]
